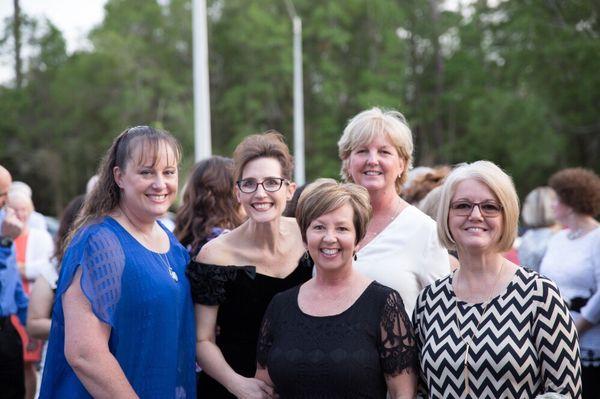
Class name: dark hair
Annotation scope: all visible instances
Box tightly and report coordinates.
[283,183,308,218]
[174,156,243,254]
[233,131,294,182]
[54,195,86,267]
[62,126,181,261]
[549,167,600,217]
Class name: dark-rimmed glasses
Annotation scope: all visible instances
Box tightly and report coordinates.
[450,200,503,217]
[236,177,288,193]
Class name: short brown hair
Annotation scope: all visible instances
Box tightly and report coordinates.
[549,168,600,217]
[233,131,294,182]
[296,179,372,245]
[437,161,519,253]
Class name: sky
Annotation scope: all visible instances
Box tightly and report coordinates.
[0,0,107,83]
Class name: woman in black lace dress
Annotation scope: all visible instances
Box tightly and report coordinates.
[186,132,312,398]
[256,179,417,398]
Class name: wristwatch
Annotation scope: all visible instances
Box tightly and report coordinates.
[0,236,13,248]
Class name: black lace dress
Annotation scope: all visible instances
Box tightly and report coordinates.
[186,256,313,398]
[256,281,417,398]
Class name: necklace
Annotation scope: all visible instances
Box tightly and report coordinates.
[567,228,584,240]
[358,200,402,250]
[119,208,179,283]
[157,252,179,283]
[454,261,505,397]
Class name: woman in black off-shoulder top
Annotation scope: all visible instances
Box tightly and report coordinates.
[255,179,417,398]
[186,132,311,399]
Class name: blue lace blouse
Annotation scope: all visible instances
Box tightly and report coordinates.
[39,217,196,399]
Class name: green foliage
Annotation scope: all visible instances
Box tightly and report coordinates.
[0,0,597,214]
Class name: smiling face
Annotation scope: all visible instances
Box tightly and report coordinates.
[306,203,357,273]
[449,179,503,254]
[236,157,295,223]
[114,140,178,223]
[346,133,404,194]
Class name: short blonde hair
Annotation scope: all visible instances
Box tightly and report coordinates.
[338,107,414,193]
[296,179,372,245]
[436,161,519,253]
[521,186,556,228]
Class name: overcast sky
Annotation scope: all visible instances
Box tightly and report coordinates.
[0,0,107,83]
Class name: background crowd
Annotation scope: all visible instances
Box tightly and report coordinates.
[0,105,598,399]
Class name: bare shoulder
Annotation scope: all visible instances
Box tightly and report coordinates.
[195,233,236,266]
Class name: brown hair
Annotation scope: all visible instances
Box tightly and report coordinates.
[296,179,372,245]
[402,165,451,205]
[549,167,600,217]
[233,131,294,182]
[60,126,181,261]
[174,156,243,253]
[53,194,85,267]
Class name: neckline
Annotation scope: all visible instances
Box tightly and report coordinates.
[357,206,413,254]
[295,280,376,319]
[450,266,521,306]
[192,255,309,280]
[106,216,172,255]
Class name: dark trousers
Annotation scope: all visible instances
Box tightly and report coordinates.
[0,316,25,399]
[582,365,600,399]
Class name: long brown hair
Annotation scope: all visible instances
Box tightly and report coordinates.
[53,194,85,267]
[58,126,181,261]
[174,156,243,253]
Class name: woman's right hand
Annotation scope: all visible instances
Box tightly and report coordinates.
[230,375,275,399]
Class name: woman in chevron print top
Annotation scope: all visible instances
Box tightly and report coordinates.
[413,161,582,399]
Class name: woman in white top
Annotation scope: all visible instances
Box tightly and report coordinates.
[518,186,559,272]
[337,107,450,316]
[540,167,600,399]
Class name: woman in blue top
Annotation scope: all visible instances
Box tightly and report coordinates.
[39,126,196,398]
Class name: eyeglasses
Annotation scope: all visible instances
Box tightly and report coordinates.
[450,200,503,217]
[236,177,288,193]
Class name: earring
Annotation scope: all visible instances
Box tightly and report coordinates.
[353,252,357,261]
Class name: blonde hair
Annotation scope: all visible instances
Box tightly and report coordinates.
[436,161,519,253]
[338,107,414,193]
[521,187,556,228]
[296,179,372,245]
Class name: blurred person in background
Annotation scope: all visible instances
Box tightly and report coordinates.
[414,161,582,398]
[518,187,559,272]
[27,195,85,340]
[6,190,54,399]
[175,156,245,258]
[0,165,28,399]
[187,132,312,398]
[10,181,48,232]
[418,186,460,271]
[402,165,451,206]
[39,126,196,398]
[540,167,600,399]
[338,107,450,316]
[256,179,417,398]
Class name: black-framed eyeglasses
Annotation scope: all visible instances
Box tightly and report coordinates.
[450,200,503,217]
[236,177,288,193]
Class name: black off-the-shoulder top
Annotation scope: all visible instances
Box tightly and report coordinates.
[186,255,313,398]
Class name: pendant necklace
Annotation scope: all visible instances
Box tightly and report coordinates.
[454,261,504,397]
[158,252,179,283]
[120,208,179,283]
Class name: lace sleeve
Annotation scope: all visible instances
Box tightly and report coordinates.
[185,262,240,305]
[256,298,278,369]
[75,226,125,326]
[379,289,418,376]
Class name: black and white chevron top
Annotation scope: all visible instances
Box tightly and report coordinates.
[413,267,582,399]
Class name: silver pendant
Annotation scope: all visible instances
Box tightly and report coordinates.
[168,267,179,282]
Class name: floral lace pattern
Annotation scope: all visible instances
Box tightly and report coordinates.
[186,262,255,305]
